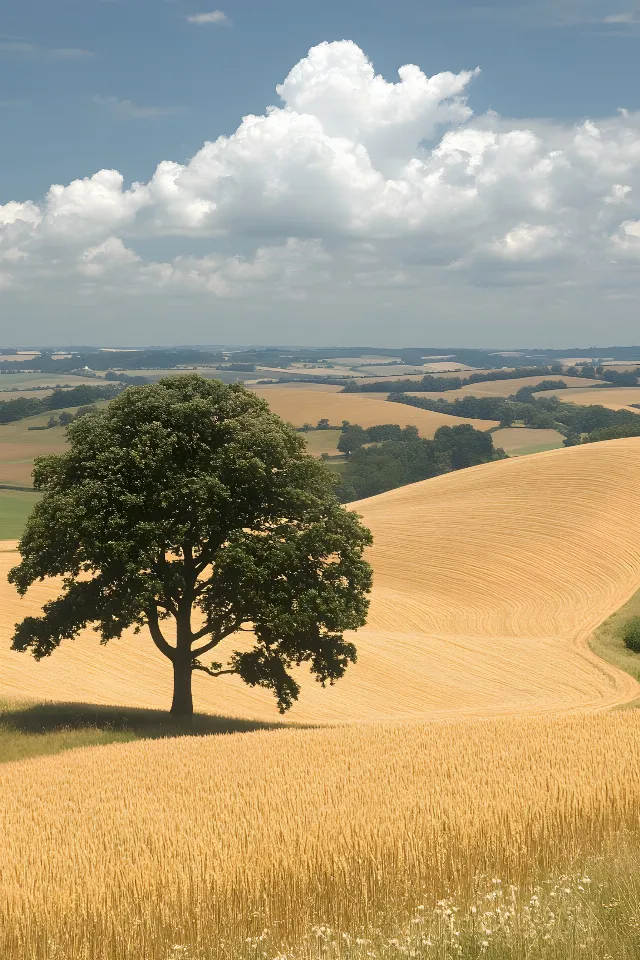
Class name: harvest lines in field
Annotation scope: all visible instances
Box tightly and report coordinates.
[1,439,639,720]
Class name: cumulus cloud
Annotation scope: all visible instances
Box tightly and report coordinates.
[3,39,640,341]
[186,10,229,24]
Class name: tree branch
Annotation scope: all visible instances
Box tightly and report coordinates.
[191,619,248,657]
[146,605,176,662]
[191,659,237,678]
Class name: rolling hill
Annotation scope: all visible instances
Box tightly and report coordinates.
[1,438,639,721]
[406,374,601,401]
[249,385,500,432]
[537,386,640,411]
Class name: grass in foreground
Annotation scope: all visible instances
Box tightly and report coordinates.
[0,699,291,764]
[2,714,640,959]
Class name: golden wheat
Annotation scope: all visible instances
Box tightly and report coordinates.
[249,386,500,432]
[1,712,640,958]
[405,374,601,401]
[536,386,640,411]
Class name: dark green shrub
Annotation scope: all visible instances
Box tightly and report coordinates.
[622,616,640,653]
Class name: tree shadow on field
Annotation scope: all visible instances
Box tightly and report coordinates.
[0,700,301,740]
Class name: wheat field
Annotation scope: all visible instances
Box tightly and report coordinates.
[1,438,639,721]
[537,386,640,411]
[249,386,500,432]
[406,374,601,402]
[2,713,640,958]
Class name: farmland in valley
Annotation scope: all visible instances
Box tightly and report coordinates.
[537,386,640,410]
[491,426,565,455]
[249,386,500,433]
[2,439,639,721]
[406,374,601,401]
[0,415,69,488]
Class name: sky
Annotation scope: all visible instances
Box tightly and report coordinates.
[1,0,640,347]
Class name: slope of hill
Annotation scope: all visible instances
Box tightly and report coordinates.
[406,374,601,401]
[538,386,640,411]
[249,386,500,433]
[1,439,639,721]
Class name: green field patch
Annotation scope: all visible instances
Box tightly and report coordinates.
[301,428,342,457]
[591,587,640,708]
[0,489,41,538]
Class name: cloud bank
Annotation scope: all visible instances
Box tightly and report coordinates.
[2,40,640,343]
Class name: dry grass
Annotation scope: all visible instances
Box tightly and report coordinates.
[249,386,500,433]
[491,426,565,455]
[2,713,640,958]
[2,439,640,721]
[538,386,640,411]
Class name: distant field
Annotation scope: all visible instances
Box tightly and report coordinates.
[539,386,640,410]
[301,428,342,456]
[406,374,601,402]
[0,490,40,539]
[0,415,69,487]
[250,386,500,434]
[0,374,104,390]
[0,402,109,488]
[492,426,565,455]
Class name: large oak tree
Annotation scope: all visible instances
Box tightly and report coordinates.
[8,376,373,717]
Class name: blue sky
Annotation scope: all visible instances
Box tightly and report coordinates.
[2,0,640,346]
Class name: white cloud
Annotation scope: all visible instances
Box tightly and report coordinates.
[603,12,636,22]
[93,96,185,120]
[186,11,229,24]
[4,39,640,343]
[0,40,93,60]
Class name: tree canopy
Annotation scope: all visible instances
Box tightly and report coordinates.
[8,376,373,717]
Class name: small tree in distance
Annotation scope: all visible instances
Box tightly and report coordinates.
[8,376,373,718]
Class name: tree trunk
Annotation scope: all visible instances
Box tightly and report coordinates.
[170,655,194,718]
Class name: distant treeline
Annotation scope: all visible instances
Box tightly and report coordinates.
[389,392,640,443]
[336,423,505,502]
[582,421,640,443]
[0,384,121,425]
[342,365,571,394]
[0,349,224,374]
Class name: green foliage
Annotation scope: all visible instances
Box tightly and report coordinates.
[336,423,503,501]
[623,617,640,654]
[583,421,640,443]
[0,384,120,425]
[9,375,373,717]
[391,392,640,439]
[337,425,369,456]
[344,365,572,394]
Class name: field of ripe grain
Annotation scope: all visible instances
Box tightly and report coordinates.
[491,426,565,455]
[249,386,500,433]
[538,386,640,410]
[2,439,640,720]
[408,374,601,402]
[2,712,640,959]
[0,416,69,487]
